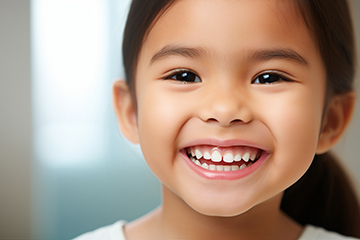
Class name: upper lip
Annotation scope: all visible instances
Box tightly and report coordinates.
[181,138,271,153]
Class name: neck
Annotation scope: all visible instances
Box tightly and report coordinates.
[124,185,303,240]
[157,185,302,240]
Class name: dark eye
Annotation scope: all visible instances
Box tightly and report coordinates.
[165,70,201,83]
[252,73,289,84]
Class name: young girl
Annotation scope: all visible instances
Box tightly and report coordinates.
[75,0,360,239]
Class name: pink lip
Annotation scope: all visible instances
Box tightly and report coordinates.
[180,150,269,180]
[182,138,270,152]
[179,139,270,180]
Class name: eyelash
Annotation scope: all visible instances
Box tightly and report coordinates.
[163,69,201,83]
[252,71,292,84]
[163,69,292,84]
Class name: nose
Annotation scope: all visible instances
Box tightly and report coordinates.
[198,84,253,126]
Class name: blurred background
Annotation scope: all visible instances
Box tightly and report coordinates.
[0,0,359,239]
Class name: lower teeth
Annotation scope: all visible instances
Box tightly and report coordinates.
[190,156,253,171]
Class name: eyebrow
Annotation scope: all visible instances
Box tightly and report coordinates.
[249,48,309,66]
[150,45,308,66]
[150,45,207,64]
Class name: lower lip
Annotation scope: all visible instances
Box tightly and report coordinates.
[180,150,269,180]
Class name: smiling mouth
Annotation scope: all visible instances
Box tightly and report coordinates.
[185,146,263,171]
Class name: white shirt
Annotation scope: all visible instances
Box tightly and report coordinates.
[73,221,359,240]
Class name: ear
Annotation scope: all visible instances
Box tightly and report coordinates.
[113,80,139,144]
[316,91,355,154]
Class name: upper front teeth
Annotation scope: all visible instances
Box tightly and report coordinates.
[211,151,222,162]
[223,153,233,163]
[189,147,259,163]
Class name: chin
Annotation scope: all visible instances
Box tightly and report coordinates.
[186,198,254,217]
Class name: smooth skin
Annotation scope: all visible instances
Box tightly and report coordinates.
[113,0,355,239]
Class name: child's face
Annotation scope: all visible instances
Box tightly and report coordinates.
[133,0,327,216]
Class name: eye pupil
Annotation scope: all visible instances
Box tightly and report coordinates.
[169,71,201,83]
[181,72,191,80]
[254,74,282,84]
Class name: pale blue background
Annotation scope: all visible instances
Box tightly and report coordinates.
[31,1,161,239]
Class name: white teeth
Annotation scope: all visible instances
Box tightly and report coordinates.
[203,151,211,160]
[209,164,216,171]
[216,165,224,171]
[234,154,241,162]
[223,152,234,163]
[231,165,239,171]
[242,152,250,162]
[240,163,247,169]
[188,147,260,171]
[211,150,222,162]
[195,162,250,171]
[201,163,209,169]
[195,149,202,159]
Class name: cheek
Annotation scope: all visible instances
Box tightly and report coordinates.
[136,84,191,177]
[258,88,324,184]
[274,95,322,151]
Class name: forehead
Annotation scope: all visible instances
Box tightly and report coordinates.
[139,0,318,71]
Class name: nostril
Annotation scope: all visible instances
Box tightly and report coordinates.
[207,118,218,122]
[205,117,244,126]
[230,119,243,124]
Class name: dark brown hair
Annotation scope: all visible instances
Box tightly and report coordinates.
[122,0,360,237]
[122,0,177,98]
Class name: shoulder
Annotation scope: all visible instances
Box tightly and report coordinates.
[299,225,359,240]
[72,220,127,240]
